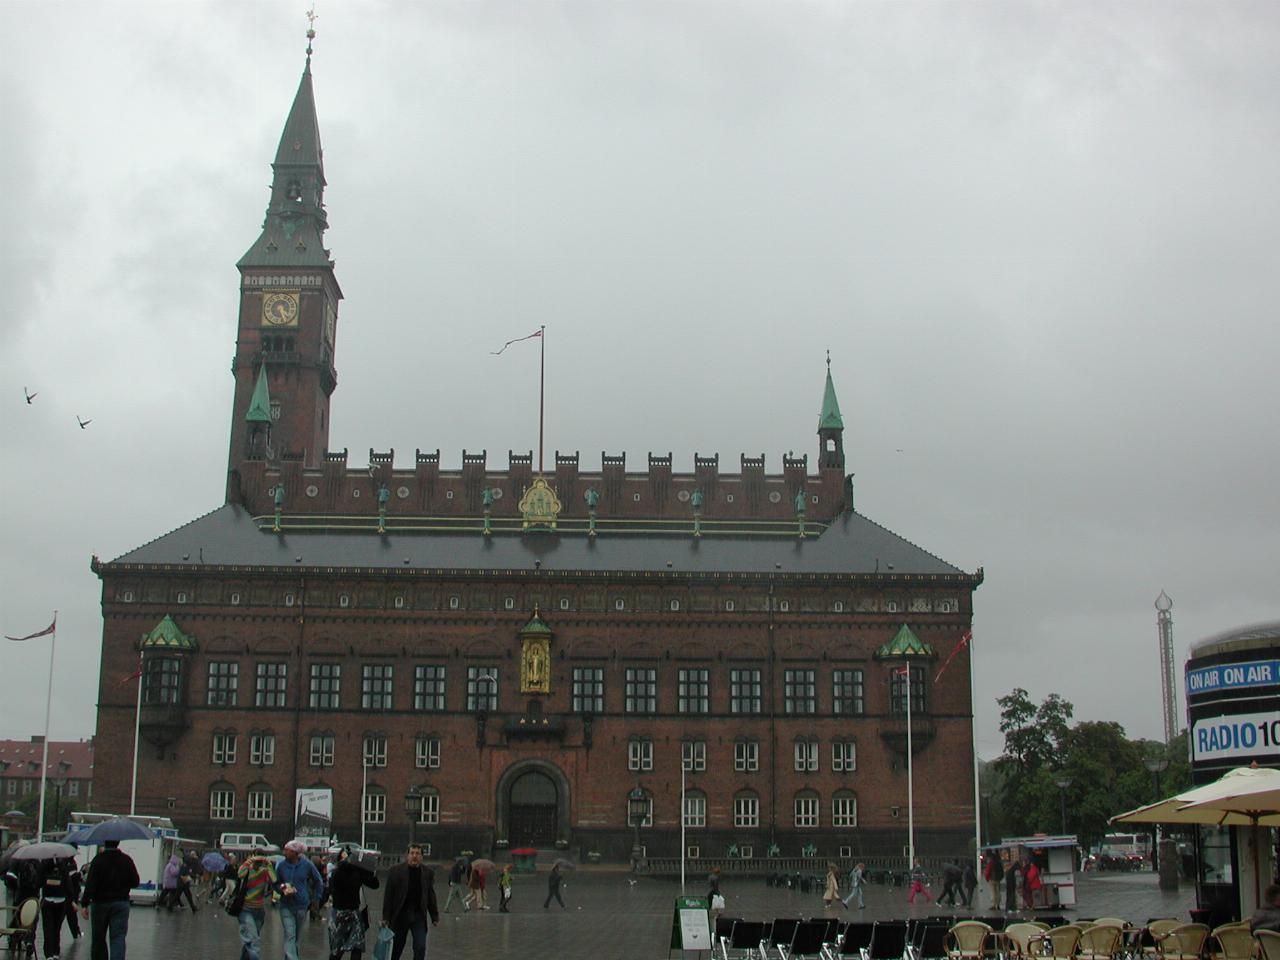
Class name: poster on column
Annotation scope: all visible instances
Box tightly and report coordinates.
[294,788,334,839]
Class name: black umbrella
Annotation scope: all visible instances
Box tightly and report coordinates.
[66,818,155,846]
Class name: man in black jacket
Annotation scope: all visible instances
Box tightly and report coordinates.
[380,844,439,960]
[80,840,140,960]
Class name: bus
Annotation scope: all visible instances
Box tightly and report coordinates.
[1094,832,1153,870]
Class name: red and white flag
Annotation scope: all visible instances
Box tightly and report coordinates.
[5,615,56,642]
[120,660,143,684]
[490,329,543,355]
[933,629,972,684]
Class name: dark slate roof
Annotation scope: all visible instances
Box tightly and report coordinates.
[107,504,973,579]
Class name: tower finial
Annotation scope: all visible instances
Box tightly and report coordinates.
[305,6,318,60]
[826,348,830,369]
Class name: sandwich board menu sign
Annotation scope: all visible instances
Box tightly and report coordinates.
[669,896,712,952]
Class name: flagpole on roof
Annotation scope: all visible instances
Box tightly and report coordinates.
[906,663,915,867]
[36,612,57,838]
[969,630,983,863]
[538,324,546,474]
[130,650,143,816]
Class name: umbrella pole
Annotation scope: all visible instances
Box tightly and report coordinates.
[1252,816,1260,912]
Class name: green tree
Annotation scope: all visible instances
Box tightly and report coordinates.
[992,688,1074,836]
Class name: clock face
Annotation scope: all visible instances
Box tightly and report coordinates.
[262,291,300,327]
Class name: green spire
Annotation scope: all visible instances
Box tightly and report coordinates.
[246,365,272,423]
[818,355,844,431]
[518,606,554,638]
[875,623,935,659]
[140,614,196,650]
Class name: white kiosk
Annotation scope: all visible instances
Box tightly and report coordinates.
[986,834,1079,908]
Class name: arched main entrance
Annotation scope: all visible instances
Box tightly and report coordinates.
[495,760,571,848]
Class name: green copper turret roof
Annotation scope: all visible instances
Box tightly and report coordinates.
[875,623,935,658]
[274,58,324,175]
[140,614,196,650]
[818,363,843,431]
[246,365,272,423]
[518,608,554,637]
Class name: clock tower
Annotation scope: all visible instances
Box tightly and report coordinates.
[226,50,342,498]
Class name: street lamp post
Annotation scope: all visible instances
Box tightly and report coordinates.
[980,790,992,845]
[627,786,647,871]
[1053,775,1073,835]
[405,785,422,850]
[1144,757,1169,871]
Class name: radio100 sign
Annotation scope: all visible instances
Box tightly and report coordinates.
[1192,711,1280,763]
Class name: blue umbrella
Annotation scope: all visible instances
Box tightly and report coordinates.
[66,817,155,845]
[201,851,228,872]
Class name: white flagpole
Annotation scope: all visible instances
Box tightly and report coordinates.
[968,632,982,864]
[36,613,57,838]
[360,759,368,849]
[680,758,686,894]
[906,663,915,868]
[130,651,143,815]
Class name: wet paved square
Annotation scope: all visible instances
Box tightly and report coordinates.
[45,867,1194,959]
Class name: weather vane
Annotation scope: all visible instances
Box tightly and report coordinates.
[305,6,318,57]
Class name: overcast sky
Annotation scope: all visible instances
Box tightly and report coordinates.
[2,1,1277,761]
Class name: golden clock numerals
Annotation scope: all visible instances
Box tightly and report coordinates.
[262,291,300,326]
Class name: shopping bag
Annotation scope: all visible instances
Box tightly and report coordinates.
[372,926,395,960]
[711,894,726,911]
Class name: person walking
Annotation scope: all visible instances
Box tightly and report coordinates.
[542,863,566,910]
[236,848,285,960]
[159,854,180,911]
[276,840,325,960]
[61,856,83,941]
[464,864,486,910]
[822,863,846,910]
[380,843,439,960]
[961,861,977,908]
[327,850,379,960]
[907,859,932,904]
[80,839,140,960]
[842,862,866,910]
[442,858,469,914]
[1004,858,1021,913]
[983,853,1004,910]
[937,861,963,906]
[38,856,78,960]
[497,865,512,913]
[214,854,239,904]
[1021,857,1041,910]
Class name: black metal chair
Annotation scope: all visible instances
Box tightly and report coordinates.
[838,921,877,957]
[722,919,768,959]
[782,919,834,960]
[769,919,802,958]
[916,923,952,960]
[866,920,910,960]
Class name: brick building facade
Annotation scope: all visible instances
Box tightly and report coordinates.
[90,51,982,862]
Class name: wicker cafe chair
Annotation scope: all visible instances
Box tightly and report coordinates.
[1031,924,1084,960]
[0,897,39,958]
[1255,930,1280,960]
[1078,924,1125,960]
[945,921,994,960]
[1154,924,1210,960]
[1142,920,1185,959]
[1003,922,1048,960]
[1207,923,1255,960]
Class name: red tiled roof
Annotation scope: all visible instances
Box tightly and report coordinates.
[0,738,94,780]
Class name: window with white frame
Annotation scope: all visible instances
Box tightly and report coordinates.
[833,791,858,827]
[415,736,441,769]
[249,733,275,766]
[729,668,761,714]
[363,790,386,824]
[247,788,272,821]
[571,667,604,713]
[890,665,927,713]
[207,661,239,707]
[413,665,445,711]
[309,734,335,767]
[466,667,499,711]
[416,789,440,825]
[833,669,865,715]
[362,735,387,769]
[309,663,341,709]
[734,739,759,772]
[210,788,235,820]
[794,792,819,827]
[212,732,237,765]
[624,668,657,714]
[683,790,707,828]
[361,664,394,710]
[68,780,79,797]
[793,739,818,772]
[627,737,653,772]
[678,668,709,714]
[734,792,759,828]
[255,662,287,707]
[682,739,706,772]
[832,739,857,772]
[784,668,816,714]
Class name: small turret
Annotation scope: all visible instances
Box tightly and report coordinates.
[817,354,845,471]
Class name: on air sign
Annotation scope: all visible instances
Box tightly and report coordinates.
[1186,659,1280,697]
[1191,711,1280,763]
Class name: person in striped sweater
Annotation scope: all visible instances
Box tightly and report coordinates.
[236,849,287,960]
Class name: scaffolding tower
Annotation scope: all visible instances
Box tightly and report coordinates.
[1155,590,1178,742]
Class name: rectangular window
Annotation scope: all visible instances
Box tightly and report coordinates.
[362,735,387,769]
[249,734,275,766]
[794,795,819,828]
[571,667,604,713]
[683,794,707,828]
[309,734,335,767]
[784,668,816,714]
[833,669,865,715]
[413,665,446,711]
[207,662,239,707]
[466,666,499,711]
[363,792,386,824]
[734,795,759,828]
[212,733,237,765]
[678,668,710,714]
[415,736,441,770]
[255,662,287,708]
[729,668,761,714]
[417,792,440,825]
[247,789,272,821]
[890,666,927,713]
[144,657,182,705]
[832,741,857,772]
[628,739,653,772]
[624,668,657,714]
[210,789,234,820]
[793,740,817,772]
[833,795,858,827]
[734,740,759,772]
[68,780,80,797]
[309,663,341,710]
[361,664,394,710]
[682,740,706,772]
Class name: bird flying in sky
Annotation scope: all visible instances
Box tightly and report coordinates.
[24,387,37,404]
[76,415,92,429]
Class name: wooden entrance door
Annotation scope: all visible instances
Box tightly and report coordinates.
[509,770,557,846]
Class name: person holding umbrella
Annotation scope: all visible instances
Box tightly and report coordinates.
[8,843,79,960]
[80,839,141,960]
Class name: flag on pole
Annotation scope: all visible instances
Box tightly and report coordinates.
[933,629,972,684]
[5,615,56,641]
[490,329,543,355]
[120,663,143,684]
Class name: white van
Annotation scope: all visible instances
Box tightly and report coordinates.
[218,832,280,857]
